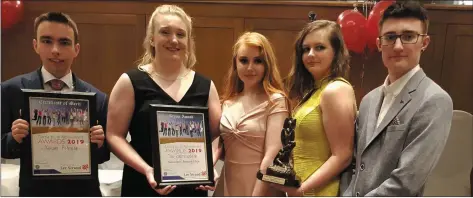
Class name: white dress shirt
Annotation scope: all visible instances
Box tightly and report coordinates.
[376,65,421,128]
[41,66,74,92]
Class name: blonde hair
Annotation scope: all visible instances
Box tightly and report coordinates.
[221,32,286,102]
[137,4,196,68]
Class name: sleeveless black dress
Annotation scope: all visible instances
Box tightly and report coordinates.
[121,68,210,197]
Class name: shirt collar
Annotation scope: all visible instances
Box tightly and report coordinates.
[41,66,74,89]
[382,65,420,97]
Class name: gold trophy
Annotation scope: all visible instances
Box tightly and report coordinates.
[256,118,301,187]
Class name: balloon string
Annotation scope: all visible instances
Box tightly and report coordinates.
[354,0,361,11]
[361,61,365,95]
[360,48,368,96]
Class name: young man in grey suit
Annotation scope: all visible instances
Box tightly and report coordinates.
[1,12,109,196]
[340,1,453,196]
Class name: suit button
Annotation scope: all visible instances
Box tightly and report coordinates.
[360,163,365,171]
[356,192,360,197]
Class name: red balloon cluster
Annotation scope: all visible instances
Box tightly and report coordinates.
[2,0,24,30]
[337,0,395,54]
[337,9,367,54]
[366,0,395,52]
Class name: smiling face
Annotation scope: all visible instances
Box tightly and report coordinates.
[33,21,79,78]
[235,44,265,90]
[377,17,430,78]
[152,14,189,64]
[302,29,335,80]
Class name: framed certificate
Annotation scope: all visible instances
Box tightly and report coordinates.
[150,104,215,187]
[22,89,97,180]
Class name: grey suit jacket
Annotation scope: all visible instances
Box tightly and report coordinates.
[340,69,453,196]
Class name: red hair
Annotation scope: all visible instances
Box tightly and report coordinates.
[221,32,286,103]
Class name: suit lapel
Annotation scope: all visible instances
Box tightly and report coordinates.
[358,87,383,154]
[22,68,44,89]
[366,90,411,147]
[361,69,426,154]
[72,74,89,92]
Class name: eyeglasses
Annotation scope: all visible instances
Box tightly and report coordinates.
[379,33,428,46]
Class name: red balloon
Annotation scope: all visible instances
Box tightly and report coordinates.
[337,9,367,54]
[2,0,24,30]
[366,0,396,51]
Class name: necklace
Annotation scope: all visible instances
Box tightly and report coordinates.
[139,66,191,82]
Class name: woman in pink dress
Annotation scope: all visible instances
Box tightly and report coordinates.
[216,32,288,196]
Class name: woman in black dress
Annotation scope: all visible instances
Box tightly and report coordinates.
[106,4,221,196]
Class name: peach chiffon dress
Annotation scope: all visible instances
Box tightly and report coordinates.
[220,93,288,196]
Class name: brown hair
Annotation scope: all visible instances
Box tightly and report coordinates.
[34,12,79,44]
[379,0,430,34]
[285,20,350,107]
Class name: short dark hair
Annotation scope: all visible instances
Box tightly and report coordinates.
[34,12,79,44]
[379,0,429,34]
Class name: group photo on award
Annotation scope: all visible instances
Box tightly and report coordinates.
[157,112,204,138]
[2,0,473,197]
[29,98,89,129]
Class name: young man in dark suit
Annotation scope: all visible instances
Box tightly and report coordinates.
[1,12,110,196]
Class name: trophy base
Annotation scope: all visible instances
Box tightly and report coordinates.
[256,171,301,187]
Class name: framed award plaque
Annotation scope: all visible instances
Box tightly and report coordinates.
[149,104,215,187]
[22,89,97,180]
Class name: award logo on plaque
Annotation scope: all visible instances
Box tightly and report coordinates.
[22,89,96,179]
[257,118,301,187]
[150,104,215,187]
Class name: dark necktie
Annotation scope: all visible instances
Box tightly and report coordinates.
[48,79,66,91]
